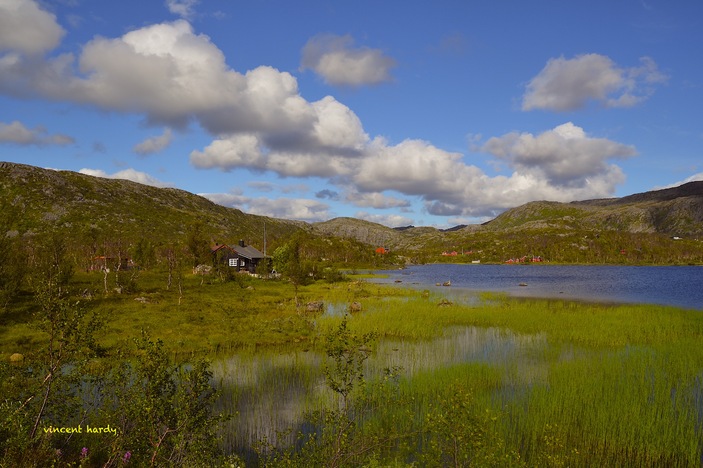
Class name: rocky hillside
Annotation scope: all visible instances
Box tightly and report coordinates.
[484,181,703,236]
[3,161,702,261]
[0,162,306,247]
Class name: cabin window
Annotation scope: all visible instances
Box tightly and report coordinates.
[229,258,238,267]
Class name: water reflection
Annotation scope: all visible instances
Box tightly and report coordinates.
[212,325,547,453]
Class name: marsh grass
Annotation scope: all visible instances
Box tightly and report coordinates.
[4,268,703,465]
[249,291,703,466]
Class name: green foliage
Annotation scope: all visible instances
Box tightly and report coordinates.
[272,234,313,286]
[0,240,102,465]
[2,217,703,467]
[133,238,156,270]
[0,234,26,310]
[186,222,212,268]
[421,384,522,467]
[323,316,374,405]
[97,332,226,466]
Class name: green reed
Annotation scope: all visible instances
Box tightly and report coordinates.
[302,292,703,466]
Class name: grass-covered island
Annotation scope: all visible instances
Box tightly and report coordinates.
[2,253,702,467]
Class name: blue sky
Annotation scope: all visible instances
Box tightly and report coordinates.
[1,0,701,228]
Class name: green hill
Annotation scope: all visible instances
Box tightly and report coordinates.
[0,162,306,250]
[483,182,703,236]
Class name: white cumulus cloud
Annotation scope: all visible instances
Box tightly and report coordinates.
[300,34,396,87]
[165,0,198,19]
[355,212,414,228]
[79,168,172,187]
[0,120,74,145]
[133,129,173,155]
[522,54,668,111]
[0,2,643,221]
[482,122,637,187]
[0,0,65,55]
[192,123,638,219]
[200,191,332,222]
[345,191,412,209]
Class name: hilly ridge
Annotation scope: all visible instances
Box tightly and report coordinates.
[483,182,703,235]
[2,162,702,263]
[0,162,306,247]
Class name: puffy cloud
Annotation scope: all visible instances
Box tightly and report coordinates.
[300,34,396,87]
[345,191,411,209]
[201,191,332,222]
[355,211,414,228]
[21,21,369,156]
[194,123,637,219]
[133,129,173,155]
[0,3,640,221]
[655,173,703,190]
[0,120,74,145]
[190,131,362,179]
[315,189,340,200]
[247,181,309,194]
[79,168,172,187]
[190,134,266,171]
[354,138,482,202]
[73,20,237,123]
[522,54,668,111]
[482,122,636,187]
[0,0,65,55]
[165,0,198,19]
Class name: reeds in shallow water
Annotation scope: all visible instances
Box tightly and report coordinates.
[214,291,703,465]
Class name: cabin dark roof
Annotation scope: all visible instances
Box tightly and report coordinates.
[232,244,265,260]
[211,242,265,260]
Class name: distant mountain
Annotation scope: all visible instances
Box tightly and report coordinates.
[314,182,703,249]
[0,162,305,247]
[484,181,703,236]
[313,217,401,247]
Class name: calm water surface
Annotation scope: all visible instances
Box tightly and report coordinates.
[373,264,703,310]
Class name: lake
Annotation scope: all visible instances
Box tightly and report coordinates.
[372,264,703,310]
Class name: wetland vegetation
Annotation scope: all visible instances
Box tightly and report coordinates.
[2,236,703,466]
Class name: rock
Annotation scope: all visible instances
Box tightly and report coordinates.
[437,299,453,307]
[442,280,452,287]
[306,301,324,313]
[349,302,362,313]
[193,264,212,275]
[9,353,24,362]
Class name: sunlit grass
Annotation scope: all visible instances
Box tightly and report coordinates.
[4,268,703,465]
[241,288,703,465]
